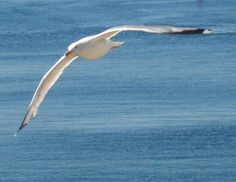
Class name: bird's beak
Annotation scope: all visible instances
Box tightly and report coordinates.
[64,50,73,57]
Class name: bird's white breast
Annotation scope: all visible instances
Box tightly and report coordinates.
[76,39,113,60]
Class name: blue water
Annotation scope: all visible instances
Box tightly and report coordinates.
[0,0,236,181]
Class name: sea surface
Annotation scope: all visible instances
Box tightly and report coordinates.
[0,0,236,181]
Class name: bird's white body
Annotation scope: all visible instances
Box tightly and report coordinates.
[68,34,123,60]
[72,39,117,60]
[17,25,210,132]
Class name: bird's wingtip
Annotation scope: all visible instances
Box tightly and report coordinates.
[18,123,27,132]
[203,28,212,34]
[17,108,32,134]
[14,127,23,137]
[16,118,28,135]
[185,28,212,34]
[171,28,212,34]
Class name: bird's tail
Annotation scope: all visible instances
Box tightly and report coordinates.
[111,41,124,49]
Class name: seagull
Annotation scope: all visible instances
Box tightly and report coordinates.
[17,25,210,133]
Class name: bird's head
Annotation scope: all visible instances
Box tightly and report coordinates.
[64,50,74,57]
[65,40,81,57]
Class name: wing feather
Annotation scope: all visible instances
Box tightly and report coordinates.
[18,52,78,132]
[18,24,211,133]
[91,25,209,42]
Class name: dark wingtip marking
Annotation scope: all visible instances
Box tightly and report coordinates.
[17,123,27,134]
[17,110,30,134]
[19,123,27,131]
[173,28,208,34]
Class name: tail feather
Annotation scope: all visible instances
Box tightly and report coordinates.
[111,41,124,49]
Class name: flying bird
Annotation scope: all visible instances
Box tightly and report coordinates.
[17,25,210,133]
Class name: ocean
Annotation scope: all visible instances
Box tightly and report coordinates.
[0,0,236,181]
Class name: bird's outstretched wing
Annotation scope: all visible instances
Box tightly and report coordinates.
[17,51,77,132]
[18,25,211,133]
[92,25,210,41]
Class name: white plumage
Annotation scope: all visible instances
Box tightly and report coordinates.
[17,25,210,132]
